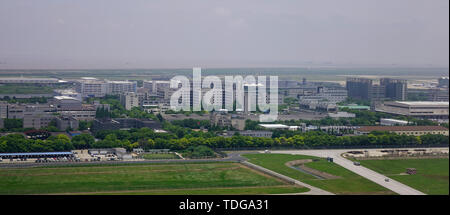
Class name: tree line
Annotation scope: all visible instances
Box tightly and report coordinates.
[1,126,447,153]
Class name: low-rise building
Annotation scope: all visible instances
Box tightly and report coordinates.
[328,112,356,118]
[56,115,79,131]
[23,112,55,129]
[53,96,83,110]
[338,105,371,111]
[355,126,449,136]
[375,101,449,120]
[221,130,273,138]
[259,124,299,131]
[54,89,82,101]
[91,118,161,133]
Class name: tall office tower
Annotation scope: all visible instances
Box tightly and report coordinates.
[370,84,386,101]
[346,78,373,100]
[381,78,408,101]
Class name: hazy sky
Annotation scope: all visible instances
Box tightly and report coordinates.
[0,0,448,69]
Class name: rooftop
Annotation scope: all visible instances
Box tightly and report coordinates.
[259,124,290,129]
[380,118,409,123]
[393,101,449,106]
[54,96,79,100]
[107,80,136,84]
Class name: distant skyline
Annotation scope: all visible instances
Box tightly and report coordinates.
[0,0,448,70]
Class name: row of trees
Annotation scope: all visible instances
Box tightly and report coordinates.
[1,127,447,153]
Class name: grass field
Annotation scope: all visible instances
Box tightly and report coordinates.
[0,162,308,195]
[141,153,180,160]
[243,154,395,195]
[0,84,53,94]
[356,158,449,195]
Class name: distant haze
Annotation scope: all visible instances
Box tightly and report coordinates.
[0,0,448,69]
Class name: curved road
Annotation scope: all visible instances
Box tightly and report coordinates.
[271,149,427,195]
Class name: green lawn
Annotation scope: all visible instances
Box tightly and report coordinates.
[0,162,308,195]
[141,153,180,160]
[90,186,308,195]
[243,153,395,195]
[357,158,449,195]
[0,84,53,94]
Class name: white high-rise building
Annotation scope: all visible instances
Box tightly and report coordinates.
[75,78,109,98]
[106,80,137,95]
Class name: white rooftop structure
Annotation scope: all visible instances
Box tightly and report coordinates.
[80,77,98,80]
[259,124,290,129]
[380,118,409,126]
[54,96,79,101]
[394,101,449,106]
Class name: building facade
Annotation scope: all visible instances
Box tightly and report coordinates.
[375,101,449,120]
[120,92,139,110]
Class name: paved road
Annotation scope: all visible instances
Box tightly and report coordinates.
[242,161,334,195]
[271,149,427,195]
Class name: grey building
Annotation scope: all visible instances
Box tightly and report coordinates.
[91,118,161,133]
[23,112,55,129]
[56,115,79,131]
[0,101,7,119]
[53,96,83,110]
[221,130,273,138]
[346,78,373,100]
[381,78,407,101]
[346,77,407,101]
